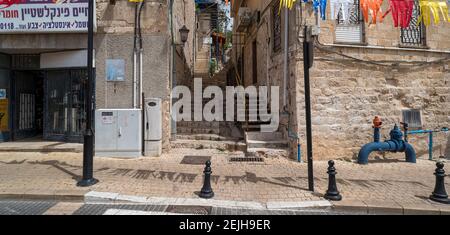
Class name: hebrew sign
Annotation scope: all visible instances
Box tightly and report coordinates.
[0,0,94,33]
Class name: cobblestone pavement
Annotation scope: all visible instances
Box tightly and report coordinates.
[0,149,449,212]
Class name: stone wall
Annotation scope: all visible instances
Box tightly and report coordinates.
[294,49,450,161]
[232,1,450,161]
[292,3,450,161]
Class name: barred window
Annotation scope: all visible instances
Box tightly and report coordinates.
[400,0,426,47]
[335,0,365,44]
[402,109,423,129]
[272,3,282,53]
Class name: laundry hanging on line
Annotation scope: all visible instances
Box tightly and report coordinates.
[330,0,354,23]
[382,0,415,28]
[360,0,385,24]
[313,0,328,20]
[418,0,450,26]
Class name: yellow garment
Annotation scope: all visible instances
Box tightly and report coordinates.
[280,0,298,10]
[419,0,450,26]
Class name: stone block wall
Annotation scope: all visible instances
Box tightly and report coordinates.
[232,1,450,161]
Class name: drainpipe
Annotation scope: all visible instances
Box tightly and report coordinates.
[138,1,145,108]
[283,6,289,110]
[169,0,177,139]
[133,3,139,109]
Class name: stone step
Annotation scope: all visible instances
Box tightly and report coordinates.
[177,121,220,128]
[171,140,247,151]
[246,148,289,157]
[177,127,220,135]
[246,140,289,149]
[176,134,238,141]
[246,131,284,141]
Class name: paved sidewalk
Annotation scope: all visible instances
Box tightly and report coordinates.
[0,149,449,214]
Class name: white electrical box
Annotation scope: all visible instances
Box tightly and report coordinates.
[144,98,162,157]
[95,109,142,158]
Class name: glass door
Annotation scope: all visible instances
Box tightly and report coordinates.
[45,69,86,142]
[45,70,70,140]
[67,70,86,142]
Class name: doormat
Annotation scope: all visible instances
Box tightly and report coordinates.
[166,205,211,215]
[180,155,212,165]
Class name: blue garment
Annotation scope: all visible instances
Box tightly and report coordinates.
[313,0,327,20]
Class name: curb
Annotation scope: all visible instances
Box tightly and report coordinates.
[84,191,334,211]
[1,192,449,215]
[331,199,450,215]
[0,193,85,202]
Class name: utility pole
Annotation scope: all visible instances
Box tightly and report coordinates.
[78,0,98,187]
[303,26,314,192]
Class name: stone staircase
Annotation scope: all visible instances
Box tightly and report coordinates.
[245,131,289,156]
[172,59,245,152]
[239,91,289,155]
[194,42,211,79]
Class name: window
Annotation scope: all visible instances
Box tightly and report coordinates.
[272,3,282,52]
[400,0,426,47]
[402,109,423,129]
[335,0,365,44]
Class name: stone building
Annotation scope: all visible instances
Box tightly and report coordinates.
[230,0,450,161]
[0,0,196,155]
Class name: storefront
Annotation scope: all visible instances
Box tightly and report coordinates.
[0,52,88,143]
[0,0,91,143]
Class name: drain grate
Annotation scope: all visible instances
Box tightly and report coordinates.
[181,156,211,165]
[229,157,264,163]
[166,205,211,215]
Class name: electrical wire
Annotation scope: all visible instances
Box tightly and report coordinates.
[314,36,450,68]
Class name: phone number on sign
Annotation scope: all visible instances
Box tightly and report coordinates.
[0,23,14,30]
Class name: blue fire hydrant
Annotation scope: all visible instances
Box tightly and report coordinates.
[358,117,417,165]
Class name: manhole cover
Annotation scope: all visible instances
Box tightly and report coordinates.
[166,205,211,215]
[181,156,211,165]
[229,157,264,163]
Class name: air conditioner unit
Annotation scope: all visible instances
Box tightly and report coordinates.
[236,7,253,32]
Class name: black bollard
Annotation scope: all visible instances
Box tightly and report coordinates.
[199,160,214,199]
[430,162,450,204]
[324,160,342,201]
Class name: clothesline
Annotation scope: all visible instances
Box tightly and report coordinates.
[277,0,450,27]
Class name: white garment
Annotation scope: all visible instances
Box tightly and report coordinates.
[330,0,354,23]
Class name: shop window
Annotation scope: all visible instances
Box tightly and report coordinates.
[402,109,423,129]
[400,1,426,47]
[335,0,365,44]
[272,3,282,53]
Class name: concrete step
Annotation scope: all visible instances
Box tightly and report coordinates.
[246,131,284,141]
[176,134,238,141]
[177,127,220,135]
[246,148,289,157]
[171,140,247,151]
[246,140,289,149]
[177,121,220,128]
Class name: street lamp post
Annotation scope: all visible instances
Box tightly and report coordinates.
[78,0,98,187]
[303,26,314,192]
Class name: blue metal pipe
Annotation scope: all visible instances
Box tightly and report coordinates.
[358,141,417,164]
[407,127,448,161]
[429,133,433,161]
[358,142,392,164]
[297,143,302,163]
[358,124,417,165]
[374,127,381,142]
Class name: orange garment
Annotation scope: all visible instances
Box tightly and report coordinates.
[360,0,385,24]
